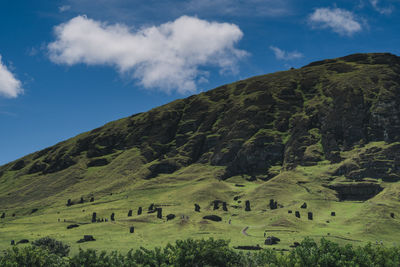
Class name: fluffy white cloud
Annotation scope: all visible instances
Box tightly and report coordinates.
[308,8,362,36]
[48,15,247,93]
[370,0,393,14]
[0,55,23,98]
[269,46,303,60]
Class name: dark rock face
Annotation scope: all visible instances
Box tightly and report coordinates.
[328,183,383,201]
[194,204,201,212]
[128,210,132,217]
[11,160,25,171]
[203,215,222,222]
[166,214,176,221]
[301,202,307,209]
[295,211,300,218]
[265,236,280,245]
[87,158,109,167]
[245,200,251,211]
[17,239,29,244]
[67,224,80,229]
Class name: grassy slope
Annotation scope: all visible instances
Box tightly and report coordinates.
[1,53,400,254]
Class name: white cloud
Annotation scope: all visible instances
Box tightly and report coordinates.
[48,15,247,94]
[269,46,303,61]
[59,5,71,12]
[370,0,393,14]
[308,7,362,36]
[0,55,23,98]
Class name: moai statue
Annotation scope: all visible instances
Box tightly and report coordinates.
[245,200,251,211]
[269,199,277,210]
[1,213,5,219]
[331,212,336,216]
[213,201,219,210]
[138,207,142,215]
[90,197,94,202]
[301,202,307,209]
[157,208,162,219]
[288,210,292,214]
[130,226,134,233]
[391,213,395,218]
[111,213,115,221]
[10,240,15,245]
[308,212,313,220]
[222,202,228,211]
[194,204,201,212]
[295,211,300,218]
[67,199,72,206]
[128,210,132,217]
[148,203,155,211]
[79,197,84,204]
[91,212,97,223]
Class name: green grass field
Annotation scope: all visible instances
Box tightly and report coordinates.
[2,144,400,255]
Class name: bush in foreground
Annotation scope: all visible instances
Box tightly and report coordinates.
[2,237,400,266]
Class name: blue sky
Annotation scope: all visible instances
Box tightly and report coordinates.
[0,0,399,165]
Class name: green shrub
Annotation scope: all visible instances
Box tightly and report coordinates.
[0,246,68,267]
[32,237,70,257]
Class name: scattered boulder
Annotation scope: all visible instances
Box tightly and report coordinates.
[391,213,395,218]
[130,226,134,233]
[67,224,80,229]
[77,235,96,243]
[128,210,132,217]
[66,199,73,207]
[222,202,228,211]
[269,199,278,210]
[245,200,251,211]
[10,240,15,245]
[1,212,5,219]
[265,236,280,245]
[288,210,292,214]
[31,208,38,214]
[290,242,300,248]
[194,204,201,212]
[295,211,300,218]
[203,215,222,222]
[235,184,245,187]
[308,212,313,220]
[90,197,94,202]
[166,214,176,221]
[233,196,241,201]
[111,213,115,221]
[301,202,307,209]
[17,239,29,244]
[138,207,142,215]
[331,212,336,216]
[157,208,162,219]
[91,212,97,223]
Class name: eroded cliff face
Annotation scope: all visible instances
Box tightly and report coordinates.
[1,53,400,183]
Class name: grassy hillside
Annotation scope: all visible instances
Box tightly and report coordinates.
[1,53,400,254]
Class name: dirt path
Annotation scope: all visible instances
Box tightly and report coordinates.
[241,226,249,236]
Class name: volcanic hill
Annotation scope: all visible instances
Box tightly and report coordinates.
[1,52,400,252]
